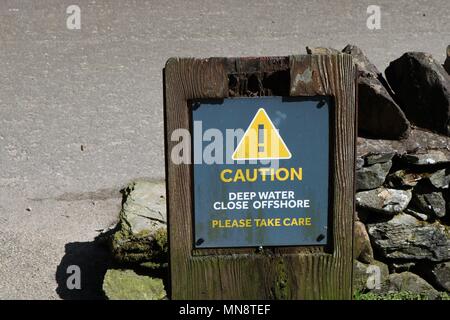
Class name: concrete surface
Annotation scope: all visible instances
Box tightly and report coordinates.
[0,0,448,299]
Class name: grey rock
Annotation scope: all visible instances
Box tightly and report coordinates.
[367,213,450,261]
[121,180,167,233]
[387,169,450,190]
[382,272,440,299]
[354,221,374,263]
[103,269,166,300]
[404,208,429,221]
[342,44,381,79]
[356,157,365,170]
[403,151,450,165]
[343,45,410,139]
[357,128,450,160]
[390,261,416,273]
[429,169,450,189]
[386,170,422,188]
[428,262,450,292]
[357,77,410,139]
[356,188,412,214]
[110,180,168,265]
[356,161,392,191]
[364,152,395,165]
[353,260,389,293]
[385,52,450,136]
[445,45,450,74]
[412,183,446,218]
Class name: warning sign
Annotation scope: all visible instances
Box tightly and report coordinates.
[232,108,292,160]
[192,96,330,248]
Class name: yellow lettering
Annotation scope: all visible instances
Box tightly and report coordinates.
[220,168,303,183]
[275,168,289,181]
[220,169,232,182]
[234,169,245,182]
[245,169,257,182]
[305,217,311,226]
[290,167,302,181]
[258,168,269,181]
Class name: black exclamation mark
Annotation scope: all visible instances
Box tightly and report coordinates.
[258,124,264,153]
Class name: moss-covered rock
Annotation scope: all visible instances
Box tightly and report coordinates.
[109,180,168,266]
[380,272,440,300]
[102,269,166,300]
[354,290,449,300]
[112,227,168,265]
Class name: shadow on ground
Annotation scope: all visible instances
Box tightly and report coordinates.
[56,241,113,300]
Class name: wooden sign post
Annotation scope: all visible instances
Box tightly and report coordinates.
[164,54,357,299]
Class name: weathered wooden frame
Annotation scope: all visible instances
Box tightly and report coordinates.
[164,54,357,299]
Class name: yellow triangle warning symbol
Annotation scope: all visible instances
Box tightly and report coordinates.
[232,108,292,160]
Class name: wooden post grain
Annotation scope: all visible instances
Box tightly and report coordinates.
[164,54,357,299]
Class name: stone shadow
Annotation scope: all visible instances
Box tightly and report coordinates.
[55,241,113,300]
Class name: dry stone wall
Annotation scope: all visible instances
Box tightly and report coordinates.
[347,45,450,298]
[98,45,450,299]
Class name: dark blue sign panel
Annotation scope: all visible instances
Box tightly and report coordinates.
[192,96,329,248]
